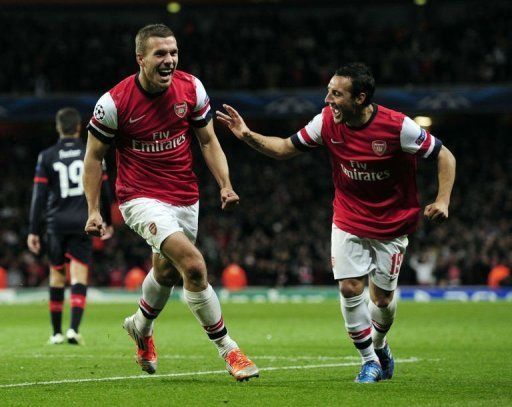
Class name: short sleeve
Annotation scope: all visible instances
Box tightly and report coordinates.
[290,113,323,152]
[400,116,442,159]
[190,77,212,128]
[87,92,118,144]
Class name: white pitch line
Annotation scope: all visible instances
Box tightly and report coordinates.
[0,357,419,389]
[16,354,360,361]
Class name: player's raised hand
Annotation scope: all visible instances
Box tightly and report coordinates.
[27,234,41,255]
[85,211,105,237]
[424,201,449,223]
[220,187,240,211]
[216,104,250,140]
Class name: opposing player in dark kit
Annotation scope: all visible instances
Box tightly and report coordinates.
[28,107,113,345]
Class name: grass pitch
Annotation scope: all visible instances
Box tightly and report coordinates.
[1,300,511,406]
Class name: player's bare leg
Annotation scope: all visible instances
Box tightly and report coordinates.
[67,260,89,345]
[161,232,259,381]
[124,254,179,374]
[48,266,66,344]
[369,281,396,380]
[339,278,382,383]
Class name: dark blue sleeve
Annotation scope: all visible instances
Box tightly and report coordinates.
[28,152,49,234]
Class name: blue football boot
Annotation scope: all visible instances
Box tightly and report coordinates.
[354,360,383,383]
[375,344,395,380]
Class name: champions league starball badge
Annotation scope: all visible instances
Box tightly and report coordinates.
[94,104,105,120]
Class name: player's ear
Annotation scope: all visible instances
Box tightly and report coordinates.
[355,92,367,106]
[136,53,144,67]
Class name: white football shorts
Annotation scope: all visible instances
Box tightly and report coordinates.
[119,198,199,254]
[331,224,408,291]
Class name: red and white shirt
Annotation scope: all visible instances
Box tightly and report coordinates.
[87,71,211,205]
[291,104,443,240]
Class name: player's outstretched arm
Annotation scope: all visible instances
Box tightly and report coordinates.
[194,121,239,211]
[216,104,302,160]
[424,145,456,222]
[83,132,110,236]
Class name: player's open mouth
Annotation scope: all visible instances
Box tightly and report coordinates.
[331,105,341,117]
[158,69,173,79]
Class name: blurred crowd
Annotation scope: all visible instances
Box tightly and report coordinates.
[0,115,511,288]
[0,0,511,94]
[0,0,511,289]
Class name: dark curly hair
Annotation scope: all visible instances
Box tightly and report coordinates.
[335,63,375,106]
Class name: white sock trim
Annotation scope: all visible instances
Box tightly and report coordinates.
[183,284,213,303]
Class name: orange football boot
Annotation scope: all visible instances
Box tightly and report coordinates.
[225,348,259,381]
[123,315,157,374]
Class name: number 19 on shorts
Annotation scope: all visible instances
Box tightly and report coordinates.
[390,253,403,280]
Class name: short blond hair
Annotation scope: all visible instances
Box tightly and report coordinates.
[135,24,175,55]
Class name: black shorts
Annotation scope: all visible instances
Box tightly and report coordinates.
[47,233,92,268]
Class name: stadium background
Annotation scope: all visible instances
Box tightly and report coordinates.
[0,0,511,293]
[1,3,511,404]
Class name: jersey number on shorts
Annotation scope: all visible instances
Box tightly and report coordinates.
[390,253,404,280]
[53,160,84,198]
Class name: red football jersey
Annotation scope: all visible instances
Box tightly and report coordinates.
[291,104,442,240]
[87,71,211,205]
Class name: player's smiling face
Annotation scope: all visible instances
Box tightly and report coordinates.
[325,75,359,124]
[137,36,178,92]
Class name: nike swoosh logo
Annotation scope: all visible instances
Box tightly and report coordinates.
[331,138,344,144]
[129,115,146,124]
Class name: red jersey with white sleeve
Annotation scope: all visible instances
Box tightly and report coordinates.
[87,71,212,205]
[290,104,443,240]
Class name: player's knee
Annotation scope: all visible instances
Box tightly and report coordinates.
[339,279,364,298]
[371,284,394,307]
[340,286,360,299]
[181,256,207,288]
[69,264,88,285]
[153,261,178,286]
[373,295,393,308]
[49,268,66,286]
[154,267,178,286]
